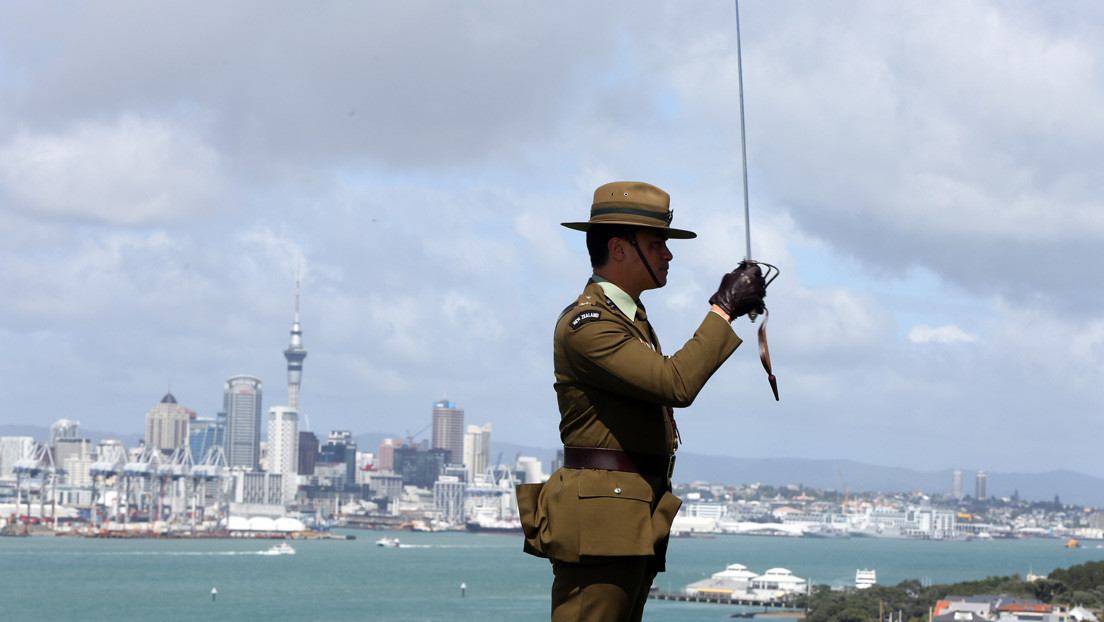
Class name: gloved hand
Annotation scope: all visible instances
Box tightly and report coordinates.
[709,261,766,320]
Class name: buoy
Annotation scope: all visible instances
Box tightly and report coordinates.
[211,587,218,602]
[460,582,467,597]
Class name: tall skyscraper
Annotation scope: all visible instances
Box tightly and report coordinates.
[298,431,319,475]
[144,392,192,451]
[267,406,299,503]
[222,375,263,470]
[283,277,308,413]
[50,419,80,446]
[976,470,987,500]
[463,423,492,482]
[431,398,464,466]
[952,468,964,500]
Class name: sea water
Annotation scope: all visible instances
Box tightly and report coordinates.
[2,532,1102,622]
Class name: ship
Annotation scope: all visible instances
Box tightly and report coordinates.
[855,569,876,589]
[464,513,523,534]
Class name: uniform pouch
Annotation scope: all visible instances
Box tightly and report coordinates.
[650,490,682,548]
[515,482,548,558]
[576,471,654,557]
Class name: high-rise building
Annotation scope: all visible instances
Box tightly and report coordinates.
[267,406,299,504]
[222,375,263,470]
[0,436,34,478]
[952,468,964,500]
[55,438,93,486]
[298,431,319,475]
[463,423,492,482]
[188,417,225,465]
[283,277,308,412]
[50,419,80,446]
[144,392,192,451]
[432,398,464,467]
[394,446,450,488]
[319,431,357,485]
[976,470,987,500]
[378,438,404,471]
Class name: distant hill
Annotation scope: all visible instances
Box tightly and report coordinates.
[6,425,1099,507]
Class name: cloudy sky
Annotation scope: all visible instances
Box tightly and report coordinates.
[1,1,1101,480]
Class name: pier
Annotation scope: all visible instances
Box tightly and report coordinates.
[649,591,803,612]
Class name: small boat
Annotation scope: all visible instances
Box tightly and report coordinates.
[855,569,877,589]
[1064,539,1082,549]
[260,541,295,555]
[376,537,401,548]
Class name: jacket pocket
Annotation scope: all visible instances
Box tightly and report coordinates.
[515,483,548,558]
[651,491,682,548]
[577,471,654,557]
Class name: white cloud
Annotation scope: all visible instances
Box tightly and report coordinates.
[908,324,981,345]
[0,114,222,225]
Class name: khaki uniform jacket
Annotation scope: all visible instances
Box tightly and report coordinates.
[518,280,741,564]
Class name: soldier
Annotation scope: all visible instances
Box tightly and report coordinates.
[517,181,767,621]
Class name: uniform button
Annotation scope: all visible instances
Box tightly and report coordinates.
[614,487,621,494]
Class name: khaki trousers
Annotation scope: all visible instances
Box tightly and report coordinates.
[550,557,658,622]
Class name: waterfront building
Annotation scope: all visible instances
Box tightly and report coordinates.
[0,436,34,478]
[222,375,263,470]
[54,438,92,486]
[976,470,987,500]
[320,431,356,485]
[267,406,299,504]
[750,568,807,596]
[144,392,192,451]
[50,419,80,447]
[231,469,284,508]
[685,563,759,598]
[188,416,225,465]
[283,277,308,412]
[513,456,544,485]
[394,446,450,489]
[365,471,403,504]
[298,431,319,475]
[952,468,964,500]
[463,423,491,483]
[431,398,464,466]
[377,438,403,471]
[433,475,466,523]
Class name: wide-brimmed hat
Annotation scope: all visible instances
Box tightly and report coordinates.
[561,181,696,239]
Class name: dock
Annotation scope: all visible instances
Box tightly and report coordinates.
[649,591,803,614]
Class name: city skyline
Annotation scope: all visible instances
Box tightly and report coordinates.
[1,3,1102,480]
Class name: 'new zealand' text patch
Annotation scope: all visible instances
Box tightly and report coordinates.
[569,310,601,329]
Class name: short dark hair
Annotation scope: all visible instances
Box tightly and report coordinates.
[586,224,640,268]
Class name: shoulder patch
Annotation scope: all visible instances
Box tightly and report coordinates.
[569,309,602,329]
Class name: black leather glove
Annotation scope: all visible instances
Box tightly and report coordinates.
[709,261,766,320]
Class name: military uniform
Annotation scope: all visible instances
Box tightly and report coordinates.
[518,279,741,620]
[518,180,757,622]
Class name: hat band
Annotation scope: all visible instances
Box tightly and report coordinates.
[591,206,672,225]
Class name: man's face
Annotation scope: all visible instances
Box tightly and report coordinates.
[626,228,673,291]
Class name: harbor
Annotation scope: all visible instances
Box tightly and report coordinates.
[3,529,1102,622]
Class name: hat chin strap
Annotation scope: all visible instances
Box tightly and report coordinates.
[628,234,663,289]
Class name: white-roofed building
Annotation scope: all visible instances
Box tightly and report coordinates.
[751,568,807,597]
[685,563,759,598]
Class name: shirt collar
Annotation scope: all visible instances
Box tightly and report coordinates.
[591,275,639,320]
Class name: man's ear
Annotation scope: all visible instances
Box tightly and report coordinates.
[608,237,627,262]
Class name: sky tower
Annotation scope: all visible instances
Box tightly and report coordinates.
[283,274,308,412]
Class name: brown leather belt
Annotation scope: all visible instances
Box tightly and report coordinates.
[563,446,674,479]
